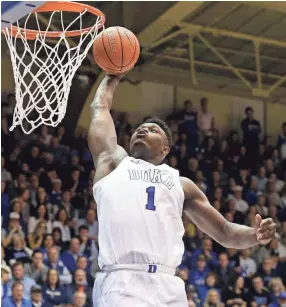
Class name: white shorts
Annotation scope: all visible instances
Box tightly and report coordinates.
[93,267,188,307]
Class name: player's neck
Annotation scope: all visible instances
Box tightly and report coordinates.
[131,152,162,166]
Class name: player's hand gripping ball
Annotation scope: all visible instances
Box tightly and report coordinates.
[93,26,140,75]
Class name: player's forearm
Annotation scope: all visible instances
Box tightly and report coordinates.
[224,221,258,249]
[90,75,120,116]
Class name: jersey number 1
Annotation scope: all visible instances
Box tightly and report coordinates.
[146,186,156,211]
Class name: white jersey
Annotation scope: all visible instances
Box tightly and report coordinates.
[93,156,185,269]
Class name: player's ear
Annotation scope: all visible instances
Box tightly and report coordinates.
[162,146,170,156]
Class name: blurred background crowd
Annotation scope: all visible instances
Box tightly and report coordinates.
[1,93,286,307]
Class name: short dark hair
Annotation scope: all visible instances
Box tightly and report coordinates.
[245,106,253,114]
[79,225,89,232]
[143,117,172,147]
[32,250,43,258]
[12,281,23,291]
[12,262,24,270]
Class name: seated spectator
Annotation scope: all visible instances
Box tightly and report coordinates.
[226,199,245,225]
[252,166,268,193]
[189,255,210,287]
[204,289,223,307]
[230,185,249,214]
[191,238,217,270]
[177,267,189,289]
[27,220,47,250]
[24,251,48,285]
[256,195,268,219]
[30,284,44,307]
[52,227,64,251]
[186,284,201,307]
[29,175,39,212]
[250,275,271,307]
[1,156,13,183]
[61,238,82,273]
[245,177,258,206]
[2,212,25,248]
[197,97,214,138]
[49,179,62,207]
[28,203,52,234]
[7,262,35,300]
[1,181,10,222]
[39,234,55,260]
[222,275,253,307]
[215,253,236,289]
[216,159,228,188]
[197,272,220,303]
[270,292,286,307]
[38,126,52,147]
[52,208,72,244]
[9,200,26,231]
[2,256,11,300]
[77,209,98,241]
[269,278,285,305]
[195,171,208,194]
[239,249,257,278]
[2,281,32,307]
[70,269,92,306]
[257,257,277,287]
[7,233,32,264]
[78,225,98,261]
[44,246,72,285]
[72,291,87,307]
[42,269,72,307]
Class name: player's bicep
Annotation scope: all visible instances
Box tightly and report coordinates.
[88,107,117,161]
[181,177,228,244]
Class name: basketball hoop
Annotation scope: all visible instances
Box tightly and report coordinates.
[2,1,105,134]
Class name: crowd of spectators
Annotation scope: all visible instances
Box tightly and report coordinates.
[1,93,286,307]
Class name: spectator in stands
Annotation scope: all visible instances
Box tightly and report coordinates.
[7,233,32,264]
[257,257,277,287]
[250,275,272,307]
[177,100,198,150]
[30,284,44,307]
[2,212,25,248]
[42,269,72,307]
[77,208,98,241]
[191,238,218,270]
[24,251,48,285]
[7,262,35,300]
[186,284,200,307]
[38,126,52,147]
[28,203,52,235]
[27,221,47,251]
[204,289,223,307]
[49,179,62,207]
[39,234,54,260]
[44,246,72,284]
[52,208,72,244]
[73,291,87,307]
[189,255,210,287]
[197,97,214,138]
[197,272,220,303]
[241,107,261,163]
[239,249,257,278]
[78,225,98,261]
[253,166,268,192]
[215,253,236,289]
[51,227,64,251]
[269,278,285,305]
[222,275,253,307]
[61,237,82,273]
[70,269,92,305]
[230,185,249,214]
[2,281,32,307]
[2,156,12,183]
[76,256,94,287]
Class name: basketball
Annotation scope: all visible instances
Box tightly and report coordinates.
[92,26,140,74]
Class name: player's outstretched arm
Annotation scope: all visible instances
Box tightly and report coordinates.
[180,177,276,249]
[88,74,128,181]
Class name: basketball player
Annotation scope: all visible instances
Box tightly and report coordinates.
[89,73,276,307]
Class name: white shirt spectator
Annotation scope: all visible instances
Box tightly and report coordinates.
[52,221,71,242]
[252,175,268,192]
[197,110,213,132]
[239,256,257,277]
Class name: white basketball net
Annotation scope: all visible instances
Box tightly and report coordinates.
[3,9,103,134]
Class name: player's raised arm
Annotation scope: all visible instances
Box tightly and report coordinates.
[88,74,128,179]
[180,177,276,249]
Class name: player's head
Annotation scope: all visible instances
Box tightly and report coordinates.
[130,117,172,164]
